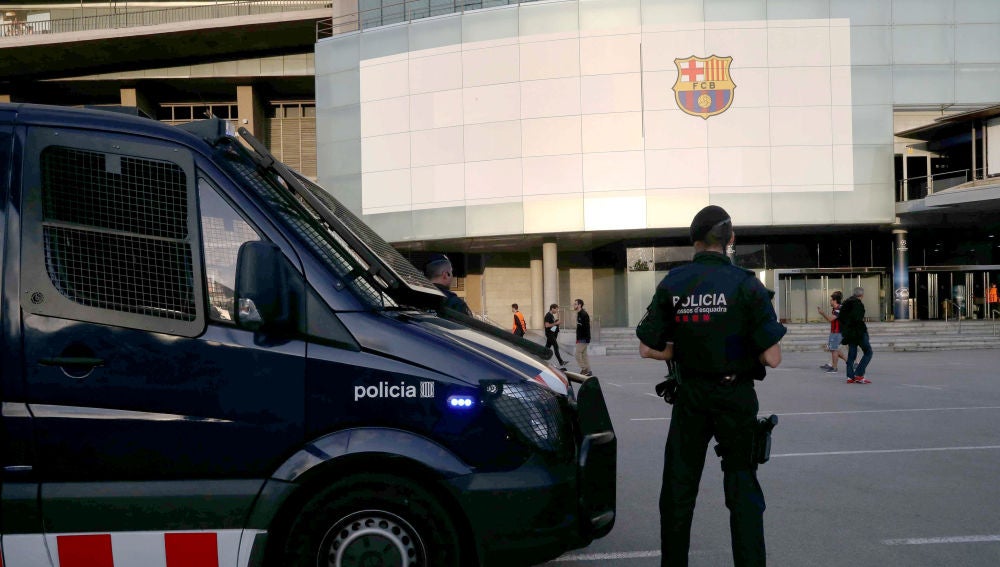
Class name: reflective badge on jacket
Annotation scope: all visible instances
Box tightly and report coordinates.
[673,292,729,323]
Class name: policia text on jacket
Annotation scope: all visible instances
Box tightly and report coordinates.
[0,103,616,567]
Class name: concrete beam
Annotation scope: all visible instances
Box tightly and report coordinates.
[119,87,155,118]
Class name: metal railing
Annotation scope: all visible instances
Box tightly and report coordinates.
[896,168,985,202]
[0,1,330,39]
[317,0,535,40]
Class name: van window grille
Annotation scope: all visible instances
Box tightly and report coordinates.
[41,146,188,239]
[43,227,196,321]
[40,145,195,321]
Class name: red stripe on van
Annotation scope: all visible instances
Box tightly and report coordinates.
[57,534,114,567]
[165,532,219,567]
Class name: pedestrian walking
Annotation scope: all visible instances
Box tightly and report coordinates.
[543,304,568,370]
[573,299,592,377]
[839,286,873,384]
[817,291,848,374]
[637,205,786,567]
[511,304,526,337]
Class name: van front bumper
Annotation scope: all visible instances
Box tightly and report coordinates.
[445,376,616,566]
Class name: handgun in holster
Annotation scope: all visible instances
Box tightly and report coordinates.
[712,414,779,465]
[654,361,680,404]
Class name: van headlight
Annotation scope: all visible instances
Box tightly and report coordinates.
[486,381,569,455]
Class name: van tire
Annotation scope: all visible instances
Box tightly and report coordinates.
[280,473,464,567]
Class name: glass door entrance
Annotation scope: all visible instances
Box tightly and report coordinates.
[775,270,886,323]
[911,267,1000,320]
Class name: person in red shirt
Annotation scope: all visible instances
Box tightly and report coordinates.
[817,291,848,374]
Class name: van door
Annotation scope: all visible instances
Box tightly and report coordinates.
[17,127,305,553]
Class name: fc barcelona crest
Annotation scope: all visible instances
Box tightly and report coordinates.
[672,55,735,119]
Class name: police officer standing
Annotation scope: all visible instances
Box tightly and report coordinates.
[636,205,786,567]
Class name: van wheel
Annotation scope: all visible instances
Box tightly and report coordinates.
[281,474,463,567]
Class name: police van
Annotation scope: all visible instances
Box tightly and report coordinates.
[0,103,616,567]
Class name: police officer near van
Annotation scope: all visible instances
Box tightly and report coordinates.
[637,205,786,567]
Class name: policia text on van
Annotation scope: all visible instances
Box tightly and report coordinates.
[0,103,616,567]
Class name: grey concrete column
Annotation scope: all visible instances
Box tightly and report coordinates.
[530,252,543,330]
[542,241,558,313]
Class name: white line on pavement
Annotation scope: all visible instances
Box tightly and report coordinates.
[899,384,945,390]
[772,445,1000,458]
[631,405,1000,421]
[554,550,660,562]
[883,535,1000,545]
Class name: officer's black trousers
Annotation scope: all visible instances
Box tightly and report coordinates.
[660,378,766,567]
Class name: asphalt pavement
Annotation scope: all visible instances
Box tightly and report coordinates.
[542,349,1000,566]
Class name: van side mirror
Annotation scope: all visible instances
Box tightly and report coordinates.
[235,241,292,332]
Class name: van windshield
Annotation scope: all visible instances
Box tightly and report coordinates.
[212,135,401,309]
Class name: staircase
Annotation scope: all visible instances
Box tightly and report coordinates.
[597,320,1000,355]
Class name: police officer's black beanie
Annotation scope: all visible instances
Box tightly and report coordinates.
[690,205,731,243]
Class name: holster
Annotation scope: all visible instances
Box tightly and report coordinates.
[653,361,680,404]
[752,414,779,464]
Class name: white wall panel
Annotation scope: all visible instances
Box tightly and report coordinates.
[522,116,583,156]
[465,159,523,199]
[708,108,771,147]
[831,107,854,145]
[518,1,579,40]
[892,65,956,104]
[641,0,705,26]
[766,0,829,19]
[642,71,680,111]
[768,27,830,67]
[646,188,711,227]
[644,110,708,149]
[769,67,832,106]
[727,68,770,108]
[411,126,464,167]
[580,35,641,75]
[582,112,644,153]
[520,77,582,118]
[892,26,954,65]
[519,39,581,81]
[362,169,411,210]
[522,154,583,195]
[771,146,833,186]
[892,0,954,25]
[318,70,361,109]
[361,132,410,172]
[708,147,772,186]
[580,0,641,35]
[704,0,764,21]
[849,26,892,66]
[361,96,410,137]
[832,145,855,185]
[462,7,518,45]
[851,105,892,145]
[646,148,709,188]
[464,121,522,161]
[409,52,462,94]
[584,191,647,229]
[316,33,360,75]
[957,0,1000,23]
[410,89,464,130]
[581,74,642,114]
[770,107,831,146]
[705,28,768,68]
[956,64,1000,104]
[641,30,707,72]
[412,163,465,204]
[523,195,584,232]
[360,60,409,102]
[463,83,521,124]
[830,0,891,25]
[583,151,646,191]
[850,65,891,105]
[955,24,1000,64]
[409,14,462,53]
[462,45,519,87]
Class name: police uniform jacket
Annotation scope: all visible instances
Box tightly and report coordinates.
[637,252,786,378]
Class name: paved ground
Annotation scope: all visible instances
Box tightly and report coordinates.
[541,349,1000,566]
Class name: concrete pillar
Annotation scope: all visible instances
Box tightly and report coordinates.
[892,229,910,321]
[530,252,543,329]
[237,85,266,139]
[119,88,155,118]
[542,241,558,314]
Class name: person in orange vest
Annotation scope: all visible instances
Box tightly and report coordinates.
[989,283,998,316]
[511,304,527,337]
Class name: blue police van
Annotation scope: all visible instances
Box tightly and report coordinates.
[0,103,616,567]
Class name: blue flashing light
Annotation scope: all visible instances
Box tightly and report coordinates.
[447,395,476,409]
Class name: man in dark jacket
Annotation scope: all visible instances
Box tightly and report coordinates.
[573,299,592,376]
[839,287,873,384]
[543,304,567,369]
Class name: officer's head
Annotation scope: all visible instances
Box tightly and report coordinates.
[854,287,864,298]
[425,254,453,287]
[690,205,733,251]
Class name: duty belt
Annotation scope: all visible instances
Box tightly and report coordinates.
[684,370,739,385]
